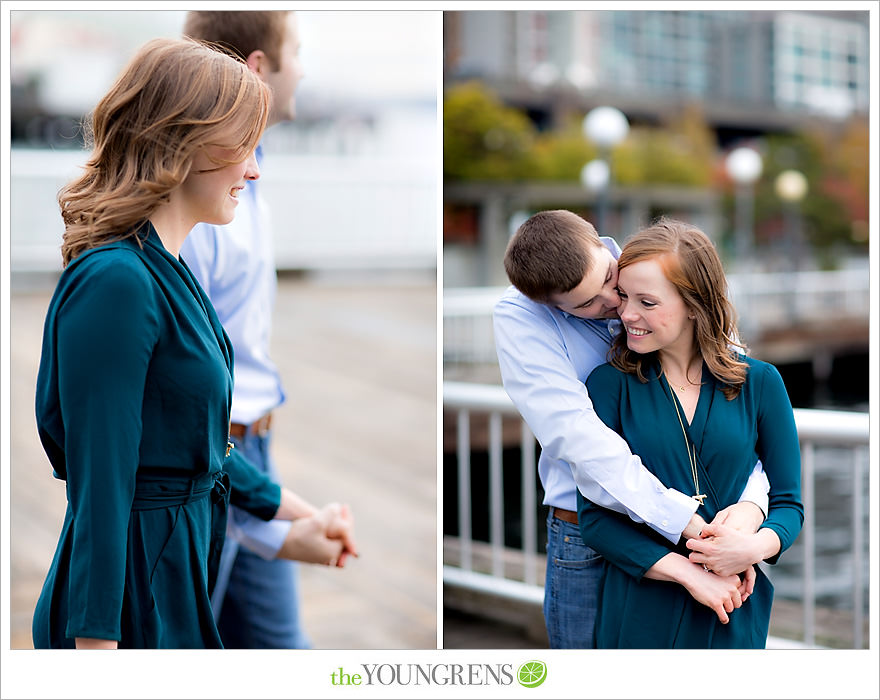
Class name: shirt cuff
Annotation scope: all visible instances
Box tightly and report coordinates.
[649,489,699,544]
[738,470,770,516]
[227,507,291,560]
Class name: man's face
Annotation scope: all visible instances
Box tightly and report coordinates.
[548,244,621,320]
[265,12,304,125]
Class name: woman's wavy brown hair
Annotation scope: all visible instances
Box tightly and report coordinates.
[609,217,748,399]
[59,37,271,266]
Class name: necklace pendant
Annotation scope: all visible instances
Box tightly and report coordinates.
[692,493,707,505]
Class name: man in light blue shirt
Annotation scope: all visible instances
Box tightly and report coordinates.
[494,209,769,648]
[181,10,325,649]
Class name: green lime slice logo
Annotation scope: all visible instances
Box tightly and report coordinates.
[517,660,547,688]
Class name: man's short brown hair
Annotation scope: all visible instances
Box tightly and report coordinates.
[183,11,290,71]
[503,210,604,303]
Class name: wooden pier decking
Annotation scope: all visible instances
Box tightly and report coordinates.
[8,272,438,650]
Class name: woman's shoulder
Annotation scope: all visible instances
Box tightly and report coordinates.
[587,361,625,387]
[67,240,150,280]
[58,241,157,307]
[740,354,785,387]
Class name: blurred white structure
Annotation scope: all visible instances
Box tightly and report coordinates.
[10,141,437,274]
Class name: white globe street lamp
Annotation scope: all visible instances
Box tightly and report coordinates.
[725,146,764,272]
[580,159,610,193]
[582,106,630,149]
[582,106,629,234]
[775,169,809,272]
[775,169,808,203]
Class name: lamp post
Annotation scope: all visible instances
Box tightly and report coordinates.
[725,146,763,273]
[775,168,809,322]
[775,169,809,271]
[580,159,610,229]
[582,106,629,235]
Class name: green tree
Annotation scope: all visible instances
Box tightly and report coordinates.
[444,82,537,181]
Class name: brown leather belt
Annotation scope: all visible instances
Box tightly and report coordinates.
[229,412,273,440]
[551,507,579,525]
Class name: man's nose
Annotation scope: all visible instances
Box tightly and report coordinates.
[600,288,620,309]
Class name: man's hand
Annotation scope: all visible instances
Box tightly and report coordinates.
[711,501,765,534]
[277,503,358,567]
[323,502,358,567]
[681,512,707,541]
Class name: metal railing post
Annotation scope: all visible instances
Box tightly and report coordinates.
[852,446,865,648]
[457,409,472,572]
[801,441,815,646]
[521,422,537,585]
[489,411,504,578]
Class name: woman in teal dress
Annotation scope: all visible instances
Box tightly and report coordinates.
[32,38,354,649]
[576,218,803,648]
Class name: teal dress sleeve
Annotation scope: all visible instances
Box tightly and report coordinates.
[52,254,161,640]
[752,362,804,563]
[577,363,676,579]
[224,448,281,519]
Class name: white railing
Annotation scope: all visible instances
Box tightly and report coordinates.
[443,381,870,648]
[443,269,870,366]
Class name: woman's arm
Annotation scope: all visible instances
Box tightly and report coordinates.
[687,362,804,574]
[53,256,160,644]
[645,553,745,624]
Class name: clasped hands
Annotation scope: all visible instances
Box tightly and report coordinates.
[680,501,767,624]
[279,502,358,568]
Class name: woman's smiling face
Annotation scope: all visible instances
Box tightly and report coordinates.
[616,257,694,355]
[178,146,260,227]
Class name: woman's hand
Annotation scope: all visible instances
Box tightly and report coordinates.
[686,522,780,577]
[680,564,744,625]
[75,637,118,649]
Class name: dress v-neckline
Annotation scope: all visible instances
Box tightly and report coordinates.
[659,362,712,446]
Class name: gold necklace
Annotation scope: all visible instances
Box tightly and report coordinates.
[667,380,706,506]
[663,368,696,392]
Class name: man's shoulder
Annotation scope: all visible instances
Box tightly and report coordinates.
[494,285,557,320]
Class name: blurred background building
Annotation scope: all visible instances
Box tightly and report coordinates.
[441,9,871,651]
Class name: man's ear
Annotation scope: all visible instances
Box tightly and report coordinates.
[245,49,269,77]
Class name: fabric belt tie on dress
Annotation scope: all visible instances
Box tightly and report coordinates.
[131,469,231,595]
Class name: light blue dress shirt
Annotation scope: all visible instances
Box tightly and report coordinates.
[493,237,769,544]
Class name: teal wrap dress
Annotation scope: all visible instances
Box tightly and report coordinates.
[577,357,803,648]
[33,222,282,649]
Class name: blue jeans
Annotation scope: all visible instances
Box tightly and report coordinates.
[543,510,604,648]
[212,430,311,649]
